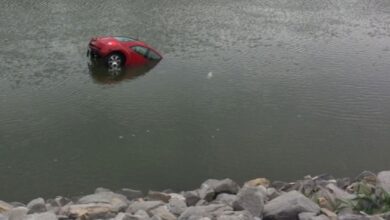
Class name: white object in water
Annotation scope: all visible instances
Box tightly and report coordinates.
[207,71,213,79]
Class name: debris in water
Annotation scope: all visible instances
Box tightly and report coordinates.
[119,135,124,139]
[207,72,213,79]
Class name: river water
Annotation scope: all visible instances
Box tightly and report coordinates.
[1,0,390,201]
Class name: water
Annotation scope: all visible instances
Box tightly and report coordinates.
[1,0,390,201]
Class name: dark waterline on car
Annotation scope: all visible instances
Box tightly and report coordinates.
[1,0,390,201]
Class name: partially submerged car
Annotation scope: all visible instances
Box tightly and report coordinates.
[87,36,162,68]
[88,60,159,84]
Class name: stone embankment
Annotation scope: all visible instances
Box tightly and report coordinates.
[1,171,390,220]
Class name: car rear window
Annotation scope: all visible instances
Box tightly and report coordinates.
[147,50,162,61]
[114,36,137,42]
[131,46,148,56]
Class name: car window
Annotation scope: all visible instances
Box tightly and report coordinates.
[147,50,162,61]
[114,36,136,42]
[131,46,148,56]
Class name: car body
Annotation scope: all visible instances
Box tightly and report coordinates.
[87,36,162,68]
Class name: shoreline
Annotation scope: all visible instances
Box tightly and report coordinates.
[1,171,390,220]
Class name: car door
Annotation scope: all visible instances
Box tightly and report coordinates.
[129,46,149,66]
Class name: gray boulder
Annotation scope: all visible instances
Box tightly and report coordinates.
[377,171,390,193]
[118,188,144,201]
[66,203,115,219]
[0,214,6,220]
[178,204,232,220]
[27,198,46,214]
[8,207,28,220]
[127,201,164,214]
[263,190,320,220]
[149,205,177,220]
[114,211,149,220]
[95,187,112,193]
[168,198,187,216]
[0,201,13,213]
[148,191,172,203]
[78,191,128,212]
[216,211,255,220]
[183,191,200,206]
[25,212,58,220]
[198,186,215,202]
[233,186,266,217]
[214,194,237,207]
[266,188,281,201]
[202,179,240,194]
[355,171,377,184]
[338,214,371,220]
[299,212,329,220]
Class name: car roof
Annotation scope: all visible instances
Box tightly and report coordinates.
[106,36,162,57]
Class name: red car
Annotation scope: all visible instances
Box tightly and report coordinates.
[87,36,162,68]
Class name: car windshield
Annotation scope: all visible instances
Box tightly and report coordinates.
[114,36,137,42]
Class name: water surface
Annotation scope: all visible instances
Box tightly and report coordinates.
[1,0,390,201]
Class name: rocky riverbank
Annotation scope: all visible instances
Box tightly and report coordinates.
[1,171,390,220]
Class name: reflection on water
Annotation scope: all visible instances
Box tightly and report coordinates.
[88,61,160,84]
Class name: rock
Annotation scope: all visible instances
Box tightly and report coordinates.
[214,194,237,207]
[27,198,47,214]
[263,190,320,220]
[151,216,163,220]
[355,171,377,184]
[178,204,232,220]
[148,191,172,203]
[216,211,255,220]
[298,212,329,220]
[313,184,355,211]
[377,171,390,193]
[233,186,265,217]
[114,212,131,220]
[168,198,187,216]
[135,210,151,219]
[0,214,6,220]
[54,196,71,207]
[270,181,290,191]
[114,211,149,220]
[8,207,28,220]
[0,201,13,213]
[25,212,58,220]
[119,188,144,201]
[326,184,355,200]
[336,178,351,189]
[245,178,270,188]
[78,191,128,212]
[320,208,337,220]
[46,197,71,214]
[298,212,316,220]
[149,205,177,220]
[66,203,115,219]
[95,187,112,193]
[198,186,215,202]
[338,214,371,220]
[9,202,24,208]
[313,174,335,183]
[127,201,164,214]
[297,179,317,196]
[169,193,185,201]
[202,179,240,194]
[183,191,200,206]
[266,188,281,200]
[195,200,208,206]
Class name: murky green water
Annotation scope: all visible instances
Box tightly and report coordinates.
[1,0,390,201]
